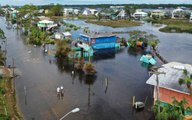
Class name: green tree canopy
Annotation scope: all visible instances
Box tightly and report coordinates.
[49,4,63,16]
[154,98,192,120]
[0,28,6,39]
[18,4,38,17]
[179,69,192,93]
[55,40,71,58]
[128,30,159,49]
[125,5,136,20]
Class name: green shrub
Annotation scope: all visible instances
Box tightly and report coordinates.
[0,87,6,95]
[65,28,72,32]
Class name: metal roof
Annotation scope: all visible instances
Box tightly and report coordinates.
[146,62,192,94]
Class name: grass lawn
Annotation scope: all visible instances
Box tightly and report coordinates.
[154,19,192,33]
[0,67,22,120]
[86,19,141,28]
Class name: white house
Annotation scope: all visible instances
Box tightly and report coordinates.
[110,6,124,9]
[190,13,192,22]
[73,9,80,15]
[172,8,184,19]
[82,9,91,16]
[133,11,148,19]
[89,9,97,15]
[54,33,63,40]
[150,9,165,18]
[63,8,74,16]
[63,32,72,39]
[116,10,127,19]
[37,20,57,30]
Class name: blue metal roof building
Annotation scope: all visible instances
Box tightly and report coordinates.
[80,33,117,50]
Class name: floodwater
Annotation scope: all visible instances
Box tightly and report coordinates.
[1,17,192,120]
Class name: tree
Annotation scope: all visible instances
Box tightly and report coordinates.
[179,69,192,93]
[49,4,63,16]
[83,62,96,75]
[18,4,38,17]
[154,98,190,120]
[147,34,160,50]
[0,8,5,16]
[97,12,102,21]
[128,30,147,48]
[0,28,6,65]
[28,26,46,45]
[125,5,136,20]
[128,30,159,49]
[55,40,71,58]
[0,28,6,39]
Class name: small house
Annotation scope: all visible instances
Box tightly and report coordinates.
[38,9,45,14]
[133,11,148,19]
[63,32,72,39]
[116,10,127,19]
[99,8,116,19]
[189,13,192,22]
[37,20,57,31]
[54,33,63,40]
[146,62,192,119]
[80,33,117,50]
[73,9,80,15]
[150,9,165,18]
[172,8,185,19]
[82,9,91,16]
[89,9,97,15]
[63,8,74,16]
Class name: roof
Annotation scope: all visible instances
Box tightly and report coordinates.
[134,11,148,15]
[81,33,116,38]
[38,20,54,24]
[63,32,71,36]
[173,8,184,13]
[146,62,192,94]
[152,9,164,13]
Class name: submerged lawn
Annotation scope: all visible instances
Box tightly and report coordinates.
[86,19,141,28]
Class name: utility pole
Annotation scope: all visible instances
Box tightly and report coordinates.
[149,66,165,113]
[12,58,15,93]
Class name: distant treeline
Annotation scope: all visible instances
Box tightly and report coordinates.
[2,4,192,9]
[39,4,192,9]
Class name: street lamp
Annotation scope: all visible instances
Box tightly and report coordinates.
[59,108,80,120]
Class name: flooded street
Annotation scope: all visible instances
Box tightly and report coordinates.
[1,17,192,120]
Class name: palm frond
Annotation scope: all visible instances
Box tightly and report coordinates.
[178,78,186,85]
[183,69,188,76]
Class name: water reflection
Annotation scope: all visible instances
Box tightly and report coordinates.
[93,48,116,61]
[127,47,148,57]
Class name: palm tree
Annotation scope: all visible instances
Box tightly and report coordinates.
[147,34,160,50]
[83,62,96,75]
[179,69,192,93]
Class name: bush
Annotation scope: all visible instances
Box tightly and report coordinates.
[0,114,10,120]
[65,28,72,32]
[0,87,6,95]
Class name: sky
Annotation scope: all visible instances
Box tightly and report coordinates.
[0,0,192,5]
